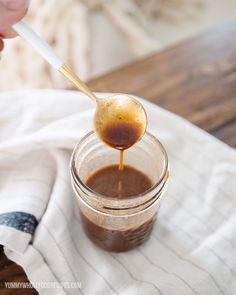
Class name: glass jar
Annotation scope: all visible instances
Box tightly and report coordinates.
[70,131,169,252]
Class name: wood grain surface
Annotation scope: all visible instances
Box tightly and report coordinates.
[0,19,236,294]
[88,19,236,148]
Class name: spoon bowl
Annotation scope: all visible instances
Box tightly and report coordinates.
[94,94,147,150]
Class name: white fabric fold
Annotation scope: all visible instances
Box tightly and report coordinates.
[0,90,235,295]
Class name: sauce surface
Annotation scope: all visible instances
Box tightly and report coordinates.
[85,164,152,198]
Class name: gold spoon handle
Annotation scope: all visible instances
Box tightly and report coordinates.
[13,21,97,103]
[59,64,98,103]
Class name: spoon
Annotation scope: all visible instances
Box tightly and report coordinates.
[12,21,147,150]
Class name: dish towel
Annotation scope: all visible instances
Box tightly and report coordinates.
[0,90,235,295]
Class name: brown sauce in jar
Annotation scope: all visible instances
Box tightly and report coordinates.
[85,164,152,199]
[80,212,155,252]
[81,164,154,252]
[80,105,152,251]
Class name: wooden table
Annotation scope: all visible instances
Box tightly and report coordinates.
[0,19,236,294]
[88,21,236,148]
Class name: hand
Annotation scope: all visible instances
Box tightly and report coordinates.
[0,0,29,51]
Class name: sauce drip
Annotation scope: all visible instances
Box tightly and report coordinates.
[100,121,143,170]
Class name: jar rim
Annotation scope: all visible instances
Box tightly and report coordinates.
[70,131,169,209]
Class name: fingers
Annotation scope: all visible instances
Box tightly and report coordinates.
[0,27,17,38]
[0,39,4,51]
[1,0,29,10]
[0,0,29,38]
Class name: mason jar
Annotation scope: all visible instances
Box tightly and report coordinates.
[70,131,169,252]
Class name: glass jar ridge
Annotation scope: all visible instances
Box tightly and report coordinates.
[70,131,169,251]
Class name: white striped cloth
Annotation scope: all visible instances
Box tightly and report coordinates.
[0,90,235,295]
